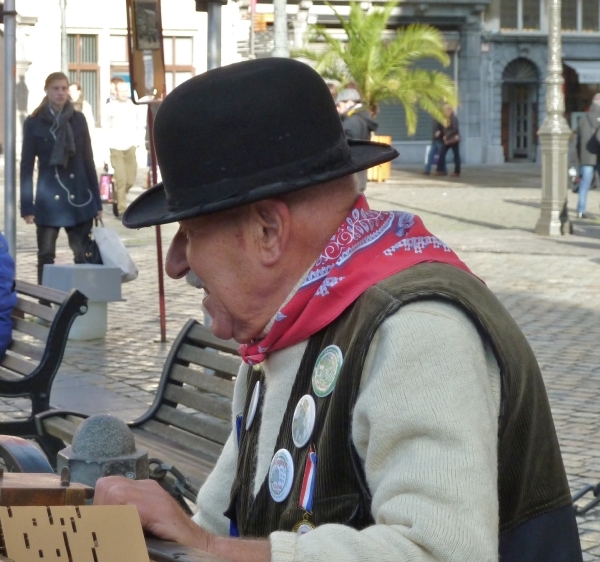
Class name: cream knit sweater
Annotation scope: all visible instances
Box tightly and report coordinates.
[194,300,502,562]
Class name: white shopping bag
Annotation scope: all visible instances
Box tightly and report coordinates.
[92,222,138,283]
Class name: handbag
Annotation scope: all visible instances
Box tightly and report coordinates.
[92,221,138,282]
[82,230,103,265]
[444,133,460,146]
[99,173,113,202]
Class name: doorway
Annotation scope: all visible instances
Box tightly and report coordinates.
[501,58,540,162]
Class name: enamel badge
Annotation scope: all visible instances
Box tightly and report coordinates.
[311,345,343,397]
[269,449,294,502]
[292,395,316,448]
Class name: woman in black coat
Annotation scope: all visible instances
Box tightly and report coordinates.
[20,72,102,284]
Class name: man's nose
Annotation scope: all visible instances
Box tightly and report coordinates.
[165,228,189,279]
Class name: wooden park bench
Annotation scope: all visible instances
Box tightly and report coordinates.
[0,280,88,462]
[39,319,243,491]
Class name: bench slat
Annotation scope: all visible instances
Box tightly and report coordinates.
[15,280,69,305]
[15,297,56,323]
[43,415,85,444]
[132,428,219,489]
[9,339,44,361]
[0,366,23,381]
[177,344,240,378]
[163,384,231,422]
[1,352,37,376]
[155,404,230,445]
[170,364,234,400]
[186,324,239,355]
[12,316,49,343]
[139,419,224,461]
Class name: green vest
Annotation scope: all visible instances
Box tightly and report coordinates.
[226,263,581,561]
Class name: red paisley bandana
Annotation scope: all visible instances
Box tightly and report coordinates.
[239,195,472,364]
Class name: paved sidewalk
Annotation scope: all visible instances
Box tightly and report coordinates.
[3,163,600,557]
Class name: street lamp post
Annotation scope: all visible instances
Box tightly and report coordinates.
[60,0,68,75]
[4,0,17,259]
[535,0,571,236]
[272,0,289,57]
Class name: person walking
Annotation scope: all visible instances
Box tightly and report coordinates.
[68,82,95,134]
[20,72,103,286]
[575,93,600,218]
[336,88,378,191]
[435,104,461,177]
[104,78,144,217]
[424,119,445,175]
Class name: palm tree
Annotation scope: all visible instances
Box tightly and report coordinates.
[293,1,457,135]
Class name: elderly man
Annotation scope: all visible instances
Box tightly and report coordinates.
[95,59,582,562]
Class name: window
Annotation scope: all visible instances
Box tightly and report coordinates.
[562,0,600,31]
[583,0,600,31]
[500,0,541,31]
[68,34,100,126]
[562,0,578,30]
[109,34,130,87]
[522,0,540,30]
[500,0,518,30]
[163,36,195,93]
[500,0,600,32]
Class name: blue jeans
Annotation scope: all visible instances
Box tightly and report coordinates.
[577,165,600,214]
[425,140,444,174]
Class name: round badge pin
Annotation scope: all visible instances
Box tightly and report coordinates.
[311,345,343,398]
[269,448,294,502]
[292,394,316,448]
[246,381,261,431]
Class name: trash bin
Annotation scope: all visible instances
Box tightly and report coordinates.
[42,264,122,340]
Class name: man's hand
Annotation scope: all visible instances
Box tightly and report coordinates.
[94,476,210,551]
[23,215,34,224]
[95,476,271,562]
[97,210,103,221]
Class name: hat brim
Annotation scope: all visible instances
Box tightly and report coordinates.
[122,140,398,229]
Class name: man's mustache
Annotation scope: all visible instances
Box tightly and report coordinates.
[185,270,205,289]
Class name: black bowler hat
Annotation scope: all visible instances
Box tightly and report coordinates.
[123,58,398,228]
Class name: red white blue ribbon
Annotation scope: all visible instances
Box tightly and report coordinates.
[299,448,317,512]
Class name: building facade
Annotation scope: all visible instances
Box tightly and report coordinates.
[3,0,245,164]
[3,0,600,166]
[284,0,600,165]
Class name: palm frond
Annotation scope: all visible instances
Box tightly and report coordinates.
[291,0,458,133]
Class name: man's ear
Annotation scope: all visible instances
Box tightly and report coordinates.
[250,199,290,266]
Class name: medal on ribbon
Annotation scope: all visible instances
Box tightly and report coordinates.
[293,447,318,535]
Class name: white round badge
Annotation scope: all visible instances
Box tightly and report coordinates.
[269,448,294,502]
[291,395,316,448]
[246,381,261,430]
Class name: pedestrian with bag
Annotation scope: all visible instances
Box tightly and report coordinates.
[435,104,461,177]
[104,78,145,218]
[575,93,600,219]
[20,72,103,286]
[424,119,445,175]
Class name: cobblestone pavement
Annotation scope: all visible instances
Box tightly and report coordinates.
[3,162,600,557]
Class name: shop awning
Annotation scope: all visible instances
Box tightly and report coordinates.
[564,60,600,84]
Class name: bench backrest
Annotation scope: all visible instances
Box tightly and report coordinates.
[0,280,88,403]
[131,319,243,462]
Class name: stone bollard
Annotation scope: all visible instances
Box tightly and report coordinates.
[57,414,149,488]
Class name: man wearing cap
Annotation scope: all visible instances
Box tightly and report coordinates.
[94,59,582,562]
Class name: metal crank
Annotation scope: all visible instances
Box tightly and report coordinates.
[148,457,199,516]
